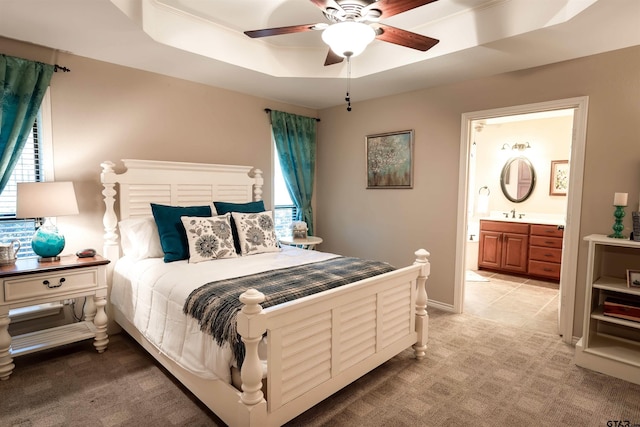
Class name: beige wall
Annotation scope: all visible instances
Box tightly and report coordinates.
[0,37,317,260]
[317,46,640,337]
[3,36,639,339]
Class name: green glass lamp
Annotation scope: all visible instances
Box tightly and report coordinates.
[16,181,79,262]
[608,192,628,239]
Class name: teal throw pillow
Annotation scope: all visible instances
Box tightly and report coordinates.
[213,200,265,215]
[213,200,265,253]
[151,203,212,262]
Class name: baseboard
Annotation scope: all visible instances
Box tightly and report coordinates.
[427,299,455,312]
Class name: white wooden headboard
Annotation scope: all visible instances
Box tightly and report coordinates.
[100,159,263,264]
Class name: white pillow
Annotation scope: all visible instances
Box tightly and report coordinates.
[118,217,164,260]
[180,214,237,263]
[231,211,281,256]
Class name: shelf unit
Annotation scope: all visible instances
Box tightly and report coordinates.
[575,234,640,385]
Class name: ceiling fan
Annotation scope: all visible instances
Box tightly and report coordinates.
[244,0,440,66]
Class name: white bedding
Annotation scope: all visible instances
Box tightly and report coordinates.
[111,245,338,383]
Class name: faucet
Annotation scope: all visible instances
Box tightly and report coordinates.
[510,209,516,218]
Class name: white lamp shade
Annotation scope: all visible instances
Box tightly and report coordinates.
[321,21,376,58]
[16,181,79,218]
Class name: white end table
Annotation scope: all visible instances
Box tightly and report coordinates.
[0,255,109,380]
[279,235,323,250]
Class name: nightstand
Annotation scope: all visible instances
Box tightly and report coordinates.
[0,255,110,380]
[279,235,323,250]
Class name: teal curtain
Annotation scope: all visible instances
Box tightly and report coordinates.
[0,54,54,193]
[271,110,317,235]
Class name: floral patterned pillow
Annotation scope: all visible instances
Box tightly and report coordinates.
[180,214,237,263]
[231,211,281,256]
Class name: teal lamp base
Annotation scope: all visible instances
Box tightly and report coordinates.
[31,219,66,262]
[607,205,626,239]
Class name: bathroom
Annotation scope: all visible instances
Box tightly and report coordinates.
[463,109,574,330]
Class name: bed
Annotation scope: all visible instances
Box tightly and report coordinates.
[100,159,431,427]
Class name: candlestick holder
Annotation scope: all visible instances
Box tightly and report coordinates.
[608,205,626,239]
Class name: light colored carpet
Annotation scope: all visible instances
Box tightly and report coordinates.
[1,309,639,426]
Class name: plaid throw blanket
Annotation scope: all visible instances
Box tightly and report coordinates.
[183,256,395,368]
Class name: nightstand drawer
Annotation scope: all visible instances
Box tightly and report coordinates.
[3,269,98,302]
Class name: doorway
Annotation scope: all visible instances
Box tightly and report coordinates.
[454,97,589,344]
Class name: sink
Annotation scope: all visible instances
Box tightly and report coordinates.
[486,211,565,226]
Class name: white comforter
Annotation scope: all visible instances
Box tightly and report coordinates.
[111,246,338,383]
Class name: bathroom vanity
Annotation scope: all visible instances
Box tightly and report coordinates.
[478,219,564,281]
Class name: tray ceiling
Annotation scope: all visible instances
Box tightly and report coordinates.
[0,0,639,109]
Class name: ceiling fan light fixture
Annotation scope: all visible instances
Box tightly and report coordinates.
[321,21,376,58]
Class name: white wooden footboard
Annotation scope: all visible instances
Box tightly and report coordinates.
[237,250,430,426]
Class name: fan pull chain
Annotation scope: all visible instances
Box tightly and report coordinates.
[345,54,352,112]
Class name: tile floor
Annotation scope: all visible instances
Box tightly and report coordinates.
[464,269,560,335]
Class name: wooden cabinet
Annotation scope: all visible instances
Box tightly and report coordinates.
[478,220,529,274]
[575,235,640,385]
[528,224,564,281]
[478,220,564,281]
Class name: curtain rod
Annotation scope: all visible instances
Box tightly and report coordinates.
[0,53,70,72]
[264,108,320,122]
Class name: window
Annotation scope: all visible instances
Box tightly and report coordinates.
[273,145,297,239]
[0,112,45,258]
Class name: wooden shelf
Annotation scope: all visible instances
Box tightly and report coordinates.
[591,306,640,331]
[10,321,97,357]
[593,276,640,296]
[580,333,640,368]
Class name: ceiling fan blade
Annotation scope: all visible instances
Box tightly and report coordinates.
[244,24,320,38]
[371,0,439,19]
[324,49,344,66]
[374,24,439,51]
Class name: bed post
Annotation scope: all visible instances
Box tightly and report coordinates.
[100,161,120,263]
[237,289,267,423]
[252,168,263,202]
[413,249,430,359]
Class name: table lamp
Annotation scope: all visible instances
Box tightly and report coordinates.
[16,181,79,261]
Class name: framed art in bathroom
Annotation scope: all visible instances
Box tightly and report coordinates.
[366,130,414,189]
[549,160,569,196]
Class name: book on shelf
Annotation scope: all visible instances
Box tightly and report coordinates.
[603,296,640,322]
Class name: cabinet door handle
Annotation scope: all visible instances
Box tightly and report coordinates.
[43,278,66,288]
[544,253,553,257]
[545,241,554,245]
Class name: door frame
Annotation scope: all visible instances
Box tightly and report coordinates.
[454,97,589,344]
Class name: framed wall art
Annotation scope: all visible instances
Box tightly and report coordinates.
[366,130,414,189]
[627,269,640,288]
[549,160,569,196]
